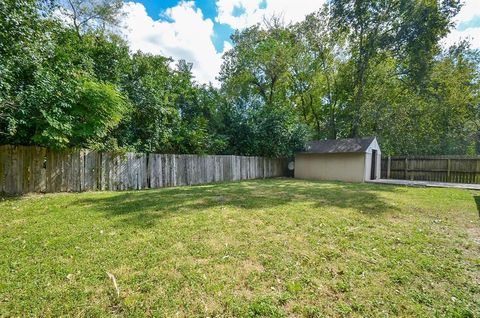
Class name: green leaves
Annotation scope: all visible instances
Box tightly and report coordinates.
[71,79,128,146]
[24,71,128,149]
[0,0,478,157]
[218,22,309,157]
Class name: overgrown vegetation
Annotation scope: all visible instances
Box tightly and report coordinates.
[1,0,479,156]
[1,179,479,316]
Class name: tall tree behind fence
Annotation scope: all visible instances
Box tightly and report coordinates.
[381,156,480,184]
[0,145,287,194]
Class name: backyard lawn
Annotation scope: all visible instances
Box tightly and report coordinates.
[1,179,479,317]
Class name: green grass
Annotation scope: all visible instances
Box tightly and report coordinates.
[1,178,479,317]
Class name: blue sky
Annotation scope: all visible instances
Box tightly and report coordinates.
[458,15,480,31]
[121,0,480,84]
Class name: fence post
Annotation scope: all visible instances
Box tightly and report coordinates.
[476,158,480,184]
[405,158,408,180]
[387,156,391,179]
[447,159,451,182]
[172,155,177,186]
[263,158,266,179]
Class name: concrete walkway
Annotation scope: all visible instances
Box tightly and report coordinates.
[367,179,480,190]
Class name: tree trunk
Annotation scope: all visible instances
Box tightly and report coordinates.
[328,102,337,139]
[476,130,480,155]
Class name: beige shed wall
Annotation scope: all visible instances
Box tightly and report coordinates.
[294,153,366,182]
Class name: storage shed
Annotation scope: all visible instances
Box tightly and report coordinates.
[294,137,381,182]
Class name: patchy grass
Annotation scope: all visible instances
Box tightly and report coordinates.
[1,178,479,317]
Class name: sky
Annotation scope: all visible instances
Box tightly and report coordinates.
[120,0,480,85]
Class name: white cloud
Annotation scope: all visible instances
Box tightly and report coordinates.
[119,0,478,86]
[216,0,479,51]
[216,0,325,29]
[443,27,480,49]
[121,1,229,85]
[121,0,324,85]
[453,0,480,25]
[443,0,480,49]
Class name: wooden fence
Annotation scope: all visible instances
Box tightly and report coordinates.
[0,145,287,194]
[381,156,480,184]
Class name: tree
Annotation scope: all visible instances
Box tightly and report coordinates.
[357,44,480,155]
[218,20,309,157]
[292,7,345,139]
[70,79,128,148]
[330,0,461,136]
[0,0,44,137]
[115,53,180,153]
[220,22,295,109]
[424,44,480,154]
[8,69,127,149]
[0,1,129,149]
[1,0,477,157]
[53,0,124,38]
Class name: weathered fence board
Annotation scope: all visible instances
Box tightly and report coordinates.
[0,145,287,194]
[381,156,480,184]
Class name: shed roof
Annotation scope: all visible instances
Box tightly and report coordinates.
[300,137,377,154]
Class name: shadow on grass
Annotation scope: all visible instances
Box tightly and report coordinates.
[474,196,480,218]
[0,193,26,201]
[72,179,400,228]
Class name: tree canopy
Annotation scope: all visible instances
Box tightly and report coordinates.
[0,0,478,156]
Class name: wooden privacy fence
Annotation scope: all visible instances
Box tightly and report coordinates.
[0,145,287,194]
[381,156,480,184]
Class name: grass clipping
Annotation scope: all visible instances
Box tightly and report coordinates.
[106,272,120,298]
